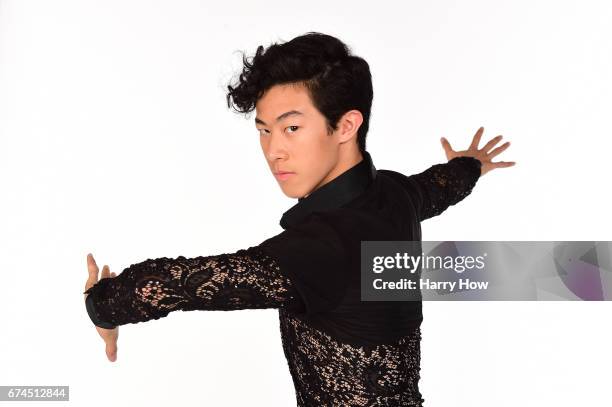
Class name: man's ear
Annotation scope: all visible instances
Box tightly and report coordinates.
[337,110,363,144]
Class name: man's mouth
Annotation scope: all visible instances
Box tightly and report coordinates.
[274,171,295,181]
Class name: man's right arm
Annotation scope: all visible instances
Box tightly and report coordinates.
[83,244,305,329]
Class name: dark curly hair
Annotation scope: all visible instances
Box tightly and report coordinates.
[226,32,373,153]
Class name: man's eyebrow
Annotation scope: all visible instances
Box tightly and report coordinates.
[254,110,303,126]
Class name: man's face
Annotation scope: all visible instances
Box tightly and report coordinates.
[255,83,342,199]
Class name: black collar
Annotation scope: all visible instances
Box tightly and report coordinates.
[280,150,377,229]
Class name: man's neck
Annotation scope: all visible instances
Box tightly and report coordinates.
[303,149,364,198]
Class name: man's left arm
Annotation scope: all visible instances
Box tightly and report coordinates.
[386,126,515,221]
[406,155,483,221]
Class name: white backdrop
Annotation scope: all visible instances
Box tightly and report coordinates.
[1,0,611,406]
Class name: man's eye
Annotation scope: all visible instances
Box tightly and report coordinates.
[286,126,299,133]
[257,128,269,135]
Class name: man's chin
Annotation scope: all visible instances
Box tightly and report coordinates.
[279,187,305,200]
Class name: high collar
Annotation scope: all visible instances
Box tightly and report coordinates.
[280,150,377,229]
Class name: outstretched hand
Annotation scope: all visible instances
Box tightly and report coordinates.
[440,126,516,176]
[85,253,119,362]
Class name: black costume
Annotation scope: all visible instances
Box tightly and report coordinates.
[84,150,482,406]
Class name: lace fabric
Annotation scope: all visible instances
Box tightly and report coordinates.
[83,246,301,326]
[84,246,424,406]
[280,308,425,406]
[407,156,482,221]
[83,156,482,405]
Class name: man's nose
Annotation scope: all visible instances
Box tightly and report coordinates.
[266,132,287,161]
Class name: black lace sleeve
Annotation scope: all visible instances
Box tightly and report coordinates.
[83,245,303,329]
[405,156,482,221]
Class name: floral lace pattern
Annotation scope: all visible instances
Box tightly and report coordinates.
[280,308,425,406]
[83,246,300,325]
[408,156,482,220]
[82,157,484,405]
[84,246,425,405]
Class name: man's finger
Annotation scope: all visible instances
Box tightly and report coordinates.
[85,254,100,291]
[440,137,453,155]
[494,161,516,167]
[105,342,117,362]
[101,265,110,279]
[482,135,503,153]
[87,253,99,278]
[469,126,484,150]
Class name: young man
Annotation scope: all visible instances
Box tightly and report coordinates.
[84,32,514,406]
